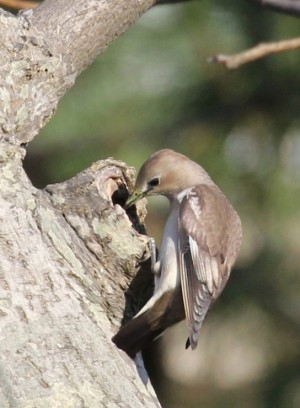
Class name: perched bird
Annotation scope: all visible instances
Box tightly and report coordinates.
[112,149,242,357]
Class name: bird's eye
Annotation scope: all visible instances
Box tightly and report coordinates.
[148,177,160,188]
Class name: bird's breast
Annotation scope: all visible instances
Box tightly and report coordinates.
[155,204,181,293]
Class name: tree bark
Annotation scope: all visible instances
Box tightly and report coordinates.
[0,0,156,145]
[0,145,159,406]
[0,0,161,406]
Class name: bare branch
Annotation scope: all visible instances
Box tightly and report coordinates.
[0,0,156,145]
[247,0,300,17]
[0,0,38,9]
[157,0,300,17]
[210,37,300,69]
[31,0,155,76]
[156,0,191,3]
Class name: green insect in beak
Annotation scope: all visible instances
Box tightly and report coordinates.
[125,190,145,209]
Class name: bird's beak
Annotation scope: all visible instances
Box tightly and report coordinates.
[125,190,145,209]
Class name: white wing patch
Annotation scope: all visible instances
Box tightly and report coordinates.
[188,191,202,219]
[178,185,227,349]
[189,236,219,295]
[178,233,215,349]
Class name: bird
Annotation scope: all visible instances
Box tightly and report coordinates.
[112,149,242,358]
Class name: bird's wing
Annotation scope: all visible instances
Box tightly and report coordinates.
[178,184,241,349]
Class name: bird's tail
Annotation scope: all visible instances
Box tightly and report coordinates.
[112,310,164,358]
[112,288,184,358]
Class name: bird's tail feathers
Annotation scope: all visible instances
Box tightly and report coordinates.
[112,309,164,358]
[112,288,185,358]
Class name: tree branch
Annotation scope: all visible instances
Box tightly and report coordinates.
[247,0,300,17]
[0,0,156,145]
[0,0,38,9]
[0,142,161,406]
[157,0,300,16]
[4,0,300,19]
[210,37,300,69]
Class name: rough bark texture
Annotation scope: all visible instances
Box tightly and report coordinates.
[0,0,162,406]
[0,143,159,407]
[0,0,156,144]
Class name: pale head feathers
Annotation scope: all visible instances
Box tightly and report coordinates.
[135,149,214,198]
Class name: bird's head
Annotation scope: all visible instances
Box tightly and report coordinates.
[125,149,212,208]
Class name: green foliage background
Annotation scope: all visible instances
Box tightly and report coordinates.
[24,2,300,407]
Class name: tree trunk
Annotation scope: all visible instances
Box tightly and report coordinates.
[0,0,161,406]
[0,143,159,406]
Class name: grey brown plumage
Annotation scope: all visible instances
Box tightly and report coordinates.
[112,149,242,357]
[178,184,242,349]
[112,288,184,357]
